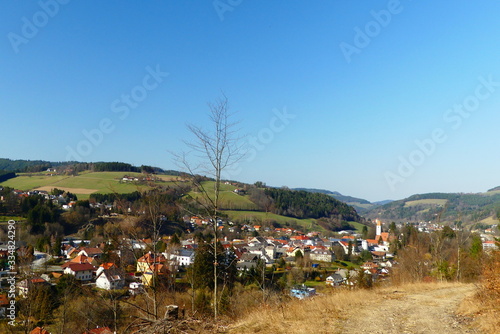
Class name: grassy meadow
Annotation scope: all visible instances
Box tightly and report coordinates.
[0,171,179,200]
[223,210,322,231]
[404,199,448,207]
[189,181,259,211]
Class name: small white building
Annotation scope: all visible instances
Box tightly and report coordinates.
[176,249,195,266]
[129,282,145,295]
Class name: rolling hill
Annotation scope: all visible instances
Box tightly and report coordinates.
[0,161,366,233]
[365,189,500,226]
[0,171,180,200]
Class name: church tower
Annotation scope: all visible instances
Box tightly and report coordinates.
[376,219,382,236]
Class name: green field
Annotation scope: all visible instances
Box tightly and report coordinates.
[349,221,367,233]
[190,181,259,211]
[0,174,68,190]
[0,171,177,199]
[404,199,448,207]
[479,215,499,225]
[223,210,321,231]
[0,216,24,222]
[483,190,500,196]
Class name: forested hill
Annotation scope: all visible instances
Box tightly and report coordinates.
[0,158,171,174]
[264,188,363,223]
[365,190,500,226]
[293,187,386,214]
[0,158,70,172]
[294,188,371,204]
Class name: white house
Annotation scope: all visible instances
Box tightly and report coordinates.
[95,266,125,290]
[63,263,95,281]
[176,249,195,266]
[309,248,335,263]
[129,282,145,295]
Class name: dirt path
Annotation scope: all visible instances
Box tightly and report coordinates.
[336,284,478,334]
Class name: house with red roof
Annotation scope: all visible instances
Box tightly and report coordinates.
[62,254,98,268]
[96,265,125,290]
[0,294,9,318]
[137,252,170,286]
[63,262,95,281]
[17,277,50,298]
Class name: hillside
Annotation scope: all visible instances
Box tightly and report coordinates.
[366,190,500,226]
[0,164,365,232]
[0,171,180,200]
[294,187,390,214]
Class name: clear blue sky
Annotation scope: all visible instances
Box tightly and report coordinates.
[2,1,500,202]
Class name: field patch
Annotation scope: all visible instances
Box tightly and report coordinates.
[189,181,259,211]
[0,175,68,190]
[404,199,448,207]
[34,186,98,195]
[223,210,321,231]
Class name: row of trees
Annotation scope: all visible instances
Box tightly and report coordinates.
[0,171,16,183]
[391,224,484,283]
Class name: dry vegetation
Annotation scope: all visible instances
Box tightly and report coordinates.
[457,251,500,334]
[227,282,475,334]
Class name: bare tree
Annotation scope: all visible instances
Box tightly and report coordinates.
[175,95,243,320]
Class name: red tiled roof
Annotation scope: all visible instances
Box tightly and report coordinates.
[63,254,94,267]
[65,263,95,272]
[31,278,47,284]
[371,251,386,257]
[291,235,310,240]
[100,262,117,269]
[138,252,166,264]
[0,294,8,306]
[30,327,50,334]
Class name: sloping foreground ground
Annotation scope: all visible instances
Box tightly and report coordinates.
[336,284,477,334]
[227,283,480,334]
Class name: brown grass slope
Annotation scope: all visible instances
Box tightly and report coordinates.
[228,283,480,334]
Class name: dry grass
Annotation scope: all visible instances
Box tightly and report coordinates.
[457,252,500,334]
[227,282,471,334]
[228,288,383,334]
[458,290,500,333]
